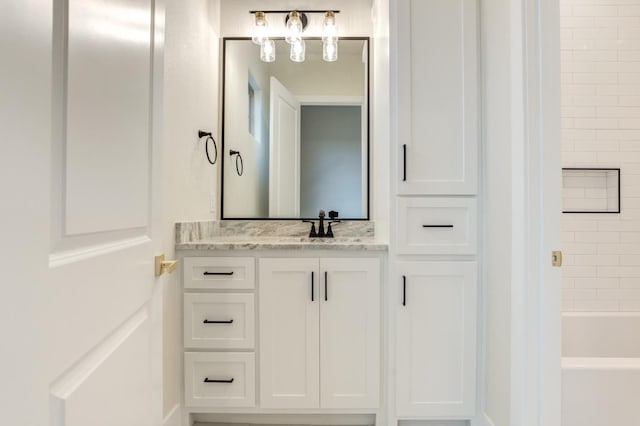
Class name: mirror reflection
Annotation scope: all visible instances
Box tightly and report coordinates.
[221,38,369,219]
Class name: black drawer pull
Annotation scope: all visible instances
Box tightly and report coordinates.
[422,224,454,228]
[203,319,234,324]
[324,271,328,301]
[204,377,234,383]
[203,271,234,276]
[402,144,407,181]
[311,271,315,302]
[402,275,406,306]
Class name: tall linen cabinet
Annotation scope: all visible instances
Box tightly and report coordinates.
[391,0,480,421]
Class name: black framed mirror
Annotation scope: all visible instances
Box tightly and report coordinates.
[221,37,370,220]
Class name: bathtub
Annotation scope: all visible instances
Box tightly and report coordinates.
[562,312,640,426]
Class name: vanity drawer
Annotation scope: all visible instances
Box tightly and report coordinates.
[184,352,255,408]
[184,293,255,349]
[396,197,477,255]
[184,257,255,290]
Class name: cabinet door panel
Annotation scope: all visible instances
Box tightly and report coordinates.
[259,258,319,408]
[320,258,380,409]
[397,0,478,194]
[396,262,477,417]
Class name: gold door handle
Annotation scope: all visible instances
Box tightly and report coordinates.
[155,254,179,276]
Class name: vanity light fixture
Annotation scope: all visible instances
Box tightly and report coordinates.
[290,38,306,62]
[252,11,268,45]
[250,10,339,63]
[260,39,275,62]
[322,11,338,42]
[322,11,339,62]
[323,39,338,62]
[285,11,305,44]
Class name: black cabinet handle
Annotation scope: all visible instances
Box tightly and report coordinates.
[311,271,315,302]
[324,271,328,301]
[402,275,406,306]
[422,224,454,228]
[203,271,234,276]
[204,377,234,383]
[402,144,407,181]
[203,319,234,324]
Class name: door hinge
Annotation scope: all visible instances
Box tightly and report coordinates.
[552,251,562,267]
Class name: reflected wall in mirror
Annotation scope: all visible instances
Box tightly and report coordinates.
[221,38,369,219]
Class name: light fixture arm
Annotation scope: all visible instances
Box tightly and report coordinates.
[249,10,340,14]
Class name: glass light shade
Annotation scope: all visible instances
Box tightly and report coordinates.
[323,39,338,62]
[260,39,275,62]
[322,11,338,42]
[252,12,268,45]
[290,38,305,62]
[285,11,303,44]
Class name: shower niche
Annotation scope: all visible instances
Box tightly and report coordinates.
[562,168,620,214]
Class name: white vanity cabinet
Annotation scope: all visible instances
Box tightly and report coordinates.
[395,0,478,195]
[395,261,477,417]
[181,252,383,415]
[259,257,381,409]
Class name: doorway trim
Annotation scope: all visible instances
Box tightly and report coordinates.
[513,0,562,423]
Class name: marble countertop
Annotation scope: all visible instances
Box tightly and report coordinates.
[176,237,388,251]
[175,221,388,251]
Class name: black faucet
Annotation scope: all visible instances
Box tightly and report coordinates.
[303,210,339,238]
[317,210,326,237]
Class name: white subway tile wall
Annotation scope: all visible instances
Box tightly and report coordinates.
[561,0,640,311]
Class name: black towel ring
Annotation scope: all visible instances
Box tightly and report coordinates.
[198,130,217,165]
[229,150,243,176]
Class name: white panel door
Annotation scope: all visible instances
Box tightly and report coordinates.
[320,258,380,409]
[1,2,50,424]
[396,0,478,194]
[46,1,164,426]
[269,76,300,217]
[259,258,320,408]
[396,262,477,417]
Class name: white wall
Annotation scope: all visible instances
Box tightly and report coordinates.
[162,0,220,417]
[561,1,640,312]
[372,0,390,241]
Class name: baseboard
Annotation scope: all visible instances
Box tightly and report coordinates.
[163,404,181,426]
[192,413,376,425]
